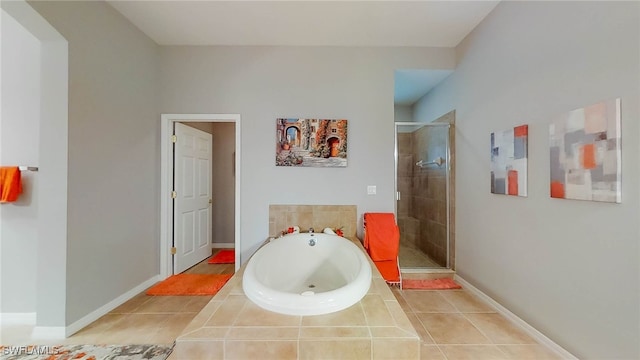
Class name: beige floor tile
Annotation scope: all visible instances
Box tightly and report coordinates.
[406,313,435,344]
[179,327,229,340]
[439,345,510,360]
[205,295,246,326]
[134,296,191,313]
[439,290,496,313]
[61,332,103,345]
[301,303,367,326]
[417,313,490,345]
[399,244,441,268]
[498,344,563,359]
[465,313,537,344]
[391,287,413,313]
[72,314,127,337]
[300,326,369,339]
[158,313,199,334]
[225,340,297,360]
[228,327,299,340]
[372,339,420,360]
[182,296,214,312]
[172,340,224,360]
[146,329,183,345]
[299,339,371,359]
[110,296,152,313]
[362,295,395,326]
[234,301,300,327]
[420,344,446,360]
[98,326,156,344]
[112,313,174,331]
[400,291,458,313]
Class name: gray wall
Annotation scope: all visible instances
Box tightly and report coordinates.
[159,46,455,261]
[0,9,40,313]
[210,123,236,245]
[413,2,639,359]
[1,0,69,327]
[394,105,413,123]
[29,1,159,325]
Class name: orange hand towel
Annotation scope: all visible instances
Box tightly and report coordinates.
[373,259,401,283]
[0,167,23,203]
[364,213,399,262]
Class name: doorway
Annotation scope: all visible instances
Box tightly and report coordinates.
[395,115,455,271]
[160,114,241,279]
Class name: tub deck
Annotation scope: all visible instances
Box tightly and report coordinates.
[170,238,420,359]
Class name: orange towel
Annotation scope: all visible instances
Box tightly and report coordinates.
[373,259,401,283]
[364,213,401,283]
[364,213,399,261]
[0,167,23,203]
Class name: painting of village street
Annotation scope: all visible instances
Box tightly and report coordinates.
[276,118,348,167]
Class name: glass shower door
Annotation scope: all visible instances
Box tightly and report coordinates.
[395,122,452,269]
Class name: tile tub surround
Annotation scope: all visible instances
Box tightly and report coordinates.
[171,237,420,360]
[268,205,357,238]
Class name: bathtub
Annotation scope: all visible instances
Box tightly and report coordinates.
[242,232,372,316]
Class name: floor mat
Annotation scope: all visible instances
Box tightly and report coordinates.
[402,278,462,290]
[146,273,232,296]
[207,249,235,264]
[0,343,173,360]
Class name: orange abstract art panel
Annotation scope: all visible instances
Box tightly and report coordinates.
[491,124,528,197]
[549,99,621,203]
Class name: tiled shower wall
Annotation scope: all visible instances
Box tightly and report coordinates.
[397,112,455,268]
[412,125,448,266]
[397,133,418,249]
[269,205,357,238]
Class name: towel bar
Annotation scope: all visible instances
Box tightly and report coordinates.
[18,166,38,171]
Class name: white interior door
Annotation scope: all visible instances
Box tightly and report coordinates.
[173,122,213,274]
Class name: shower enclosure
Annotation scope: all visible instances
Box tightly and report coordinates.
[395,121,454,270]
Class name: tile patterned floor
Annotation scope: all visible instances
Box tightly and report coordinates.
[0,251,234,346]
[399,244,441,268]
[1,250,563,359]
[391,287,562,359]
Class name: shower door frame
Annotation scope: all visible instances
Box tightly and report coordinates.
[394,122,452,270]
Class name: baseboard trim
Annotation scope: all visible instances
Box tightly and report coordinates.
[454,275,578,360]
[65,275,161,337]
[0,312,36,325]
[31,326,65,339]
[212,243,234,249]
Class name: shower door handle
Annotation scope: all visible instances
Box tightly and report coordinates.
[396,191,401,201]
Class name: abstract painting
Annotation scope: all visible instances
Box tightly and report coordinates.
[491,125,528,197]
[549,99,621,203]
[276,118,348,167]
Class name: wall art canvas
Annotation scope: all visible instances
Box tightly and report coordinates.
[491,125,528,197]
[276,119,348,167]
[549,99,621,203]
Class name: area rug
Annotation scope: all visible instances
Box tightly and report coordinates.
[402,278,462,290]
[0,343,173,360]
[207,249,235,264]
[145,273,232,296]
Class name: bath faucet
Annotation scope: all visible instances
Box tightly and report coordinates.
[309,227,314,233]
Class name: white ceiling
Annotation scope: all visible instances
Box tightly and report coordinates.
[107,0,499,47]
[107,0,499,105]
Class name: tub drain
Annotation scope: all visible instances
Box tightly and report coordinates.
[308,284,315,288]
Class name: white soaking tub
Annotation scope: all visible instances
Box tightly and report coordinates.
[242,232,372,316]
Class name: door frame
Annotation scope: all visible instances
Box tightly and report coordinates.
[160,114,241,278]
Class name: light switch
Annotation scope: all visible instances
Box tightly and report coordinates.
[367,185,377,195]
